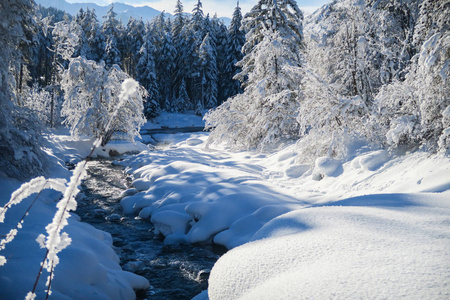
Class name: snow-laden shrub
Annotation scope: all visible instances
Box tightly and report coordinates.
[61,57,146,146]
[374,31,449,152]
[205,30,303,151]
[22,84,62,126]
[205,0,304,152]
[295,67,369,162]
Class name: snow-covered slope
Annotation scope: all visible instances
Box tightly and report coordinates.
[0,130,150,299]
[118,129,450,299]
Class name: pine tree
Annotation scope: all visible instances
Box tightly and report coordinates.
[211,14,230,104]
[136,35,161,118]
[157,31,177,110]
[199,33,218,109]
[223,2,245,102]
[124,17,145,77]
[205,0,305,150]
[172,0,189,107]
[172,0,185,39]
[102,5,122,68]
[173,78,191,112]
[85,9,104,62]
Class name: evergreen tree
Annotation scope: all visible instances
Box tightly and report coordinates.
[172,0,185,39]
[0,0,48,179]
[223,2,245,102]
[173,78,191,112]
[124,17,145,77]
[136,35,161,118]
[157,31,177,110]
[185,0,206,108]
[199,33,218,109]
[172,0,189,106]
[211,14,231,104]
[102,5,122,67]
[84,9,104,62]
[205,0,305,150]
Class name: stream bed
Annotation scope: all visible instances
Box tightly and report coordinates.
[76,158,225,300]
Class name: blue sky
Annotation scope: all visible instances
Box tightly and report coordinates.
[66,0,331,18]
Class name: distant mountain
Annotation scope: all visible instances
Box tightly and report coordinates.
[35,0,167,22]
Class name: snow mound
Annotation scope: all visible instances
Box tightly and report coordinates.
[186,138,204,146]
[114,133,449,300]
[314,156,343,177]
[0,185,149,299]
[352,149,390,171]
[209,196,450,299]
[284,164,310,178]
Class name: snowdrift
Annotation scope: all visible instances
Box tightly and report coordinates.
[0,134,150,300]
[118,132,450,299]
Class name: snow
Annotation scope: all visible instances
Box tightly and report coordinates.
[116,123,449,299]
[0,129,150,299]
[2,113,449,300]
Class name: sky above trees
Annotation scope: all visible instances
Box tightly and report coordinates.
[66,0,331,17]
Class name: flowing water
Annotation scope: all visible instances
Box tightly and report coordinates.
[76,158,225,300]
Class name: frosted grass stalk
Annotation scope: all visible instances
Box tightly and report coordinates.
[29,79,140,297]
[0,178,67,266]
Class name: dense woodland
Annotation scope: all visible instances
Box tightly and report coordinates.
[0,0,449,180]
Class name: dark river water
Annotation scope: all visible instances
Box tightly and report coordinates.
[76,158,225,300]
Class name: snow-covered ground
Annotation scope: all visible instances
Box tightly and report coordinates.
[1,114,449,299]
[0,128,150,300]
[120,114,450,299]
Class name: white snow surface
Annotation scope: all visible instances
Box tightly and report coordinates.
[118,124,450,299]
[0,128,150,300]
[2,113,449,299]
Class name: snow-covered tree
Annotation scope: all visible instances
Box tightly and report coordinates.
[61,57,146,146]
[172,78,191,113]
[157,31,177,110]
[23,84,58,126]
[200,33,218,109]
[102,5,122,68]
[296,68,369,161]
[374,0,450,152]
[124,17,145,77]
[136,35,161,119]
[223,2,245,101]
[0,0,49,179]
[205,0,305,151]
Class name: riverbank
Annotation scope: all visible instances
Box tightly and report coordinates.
[120,130,450,299]
[1,112,449,299]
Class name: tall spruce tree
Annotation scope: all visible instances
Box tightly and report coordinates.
[223,2,245,101]
[102,5,122,67]
[205,0,305,150]
[199,33,218,110]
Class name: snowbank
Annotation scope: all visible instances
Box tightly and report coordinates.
[209,197,450,299]
[0,180,149,299]
[45,127,149,166]
[117,132,449,299]
[0,129,150,299]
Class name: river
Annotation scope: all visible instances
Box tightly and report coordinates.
[76,158,225,299]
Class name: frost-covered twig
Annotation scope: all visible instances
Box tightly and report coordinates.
[27,78,141,297]
[0,178,66,267]
[31,161,87,298]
